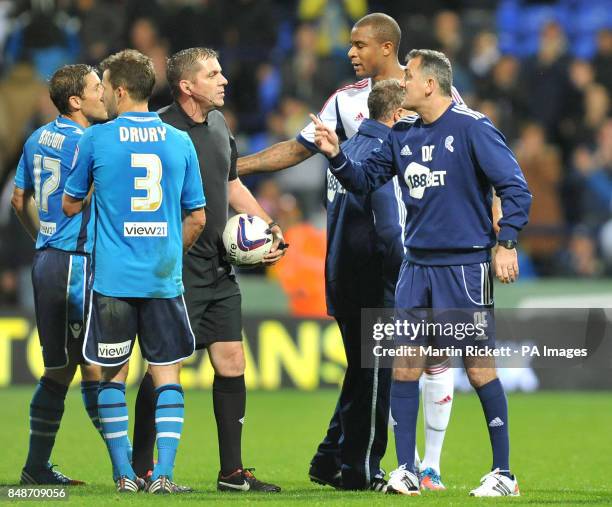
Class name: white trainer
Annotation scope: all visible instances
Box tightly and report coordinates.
[386,465,420,496]
[469,468,520,497]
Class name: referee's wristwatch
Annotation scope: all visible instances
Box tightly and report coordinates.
[497,239,517,249]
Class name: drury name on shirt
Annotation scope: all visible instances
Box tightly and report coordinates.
[119,126,167,143]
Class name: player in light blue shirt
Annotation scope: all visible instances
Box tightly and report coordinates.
[11,64,108,486]
[63,49,206,494]
[64,105,204,299]
[15,118,92,252]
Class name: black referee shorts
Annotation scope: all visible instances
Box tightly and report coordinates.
[183,253,242,349]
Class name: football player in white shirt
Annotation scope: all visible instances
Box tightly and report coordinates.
[238,13,462,492]
[239,14,463,173]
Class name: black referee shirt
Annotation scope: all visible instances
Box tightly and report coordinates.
[158,102,237,260]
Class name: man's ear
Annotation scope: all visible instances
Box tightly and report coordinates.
[381,41,393,57]
[393,107,406,121]
[178,79,192,96]
[425,77,436,97]
[115,85,127,101]
[68,95,81,113]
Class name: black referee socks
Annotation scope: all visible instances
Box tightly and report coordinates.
[213,374,246,476]
[132,371,156,477]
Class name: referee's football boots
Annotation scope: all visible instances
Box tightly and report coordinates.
[20,463,85,486]
[217,468,281,492]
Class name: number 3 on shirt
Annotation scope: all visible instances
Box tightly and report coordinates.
[131,153,163,212]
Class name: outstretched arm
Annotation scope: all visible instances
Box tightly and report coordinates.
[238,85,346,176]
[310,114,395,194]
[237,139,313,176]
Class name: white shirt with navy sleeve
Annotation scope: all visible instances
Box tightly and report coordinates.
[297,77,465,151]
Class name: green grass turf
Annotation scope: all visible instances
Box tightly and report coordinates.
[0,388,610,506]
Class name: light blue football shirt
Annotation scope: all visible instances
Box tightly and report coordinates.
[15,116,94,252]
[64,111,206,298]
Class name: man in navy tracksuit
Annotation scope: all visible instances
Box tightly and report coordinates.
[311,49,531,497]
[315,80,408,491]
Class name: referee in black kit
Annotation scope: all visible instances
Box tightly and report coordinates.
[131,47,285,493]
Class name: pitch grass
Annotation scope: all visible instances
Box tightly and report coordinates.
[0,388,610,506]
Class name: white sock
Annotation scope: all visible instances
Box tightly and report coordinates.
[421,360,454,474]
